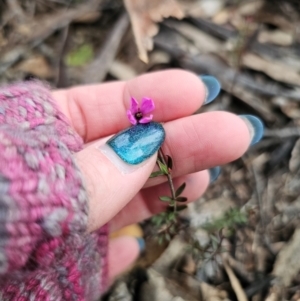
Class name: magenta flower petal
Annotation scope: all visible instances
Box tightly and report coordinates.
[127,110,137,125]
[139,115,153,124]
[140,97,155,114]
[130,97,139,114]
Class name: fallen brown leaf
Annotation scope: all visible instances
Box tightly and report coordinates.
[15,55,53,78]
[273,228,300,287]
[124,0,185,63]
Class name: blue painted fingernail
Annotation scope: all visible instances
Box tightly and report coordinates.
[106,122,165,165]
[239,115,264,146]
[209,166,221,183]
[200,75,221,104]
[136,237,145,252]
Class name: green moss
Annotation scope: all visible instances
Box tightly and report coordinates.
[65,44,94,67]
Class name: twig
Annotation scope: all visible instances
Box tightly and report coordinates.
[190,17,299,62]
[158,149,176,201]
[0,0,103,76]
[223,257,248,301]
[180,54,276,122]
[25,0,103,46]
[157,23,300,101]
[83,11,129,83]
[55,25,70,88]
[264,127,300,138]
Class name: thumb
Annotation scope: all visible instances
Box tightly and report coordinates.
[108,236,144,282]
[75,122,165,232]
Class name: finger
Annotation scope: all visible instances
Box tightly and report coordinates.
[108,236,141,282]
[53,70,206,141]
[75,143,157,232]
[145,111,250,187]
[78,111,251,232]
[109,170,210,232]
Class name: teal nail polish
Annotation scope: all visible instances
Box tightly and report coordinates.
[200,75,221,104]
[107,122,165,165]
[136,237,145,252]
[239,115,264,146]
[209,166,221,183]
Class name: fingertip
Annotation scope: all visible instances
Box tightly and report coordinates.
[239,115,264,146]
[108,236,141,281]
[204,111,252,162]
[125,69,207,121]
[208,166,221,183]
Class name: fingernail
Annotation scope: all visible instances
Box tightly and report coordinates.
[136,237,145,252]
[104,122,165,166]
[200,75,221,104]
[239,115,264,146]
[209,166,221,183]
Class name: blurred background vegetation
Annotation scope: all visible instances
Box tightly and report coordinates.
[2,0,300,300]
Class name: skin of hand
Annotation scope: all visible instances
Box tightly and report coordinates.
[52,69,251,281]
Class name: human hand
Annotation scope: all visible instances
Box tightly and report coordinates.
[52,69,263,281]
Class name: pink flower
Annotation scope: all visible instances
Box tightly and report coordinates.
[127,97,155,125]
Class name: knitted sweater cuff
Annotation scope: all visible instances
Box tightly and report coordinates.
[0,81,108,300]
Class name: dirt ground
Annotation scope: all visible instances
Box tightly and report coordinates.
[1,0,300,300]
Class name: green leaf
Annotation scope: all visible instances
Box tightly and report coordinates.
[66,44,94,67]
[152,215,163,226]
[176,197,188,203]
[168,212,176,221]
[175,182,186,197]
[159,196,173,202]
[150,171,165,178]
[166,155,173,170]
[157,160,169,174]
[177,205,188,211]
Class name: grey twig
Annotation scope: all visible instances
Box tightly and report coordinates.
[264,128,300,138]
[83,12,129,84]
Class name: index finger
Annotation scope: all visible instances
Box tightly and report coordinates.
[53,69,207,142]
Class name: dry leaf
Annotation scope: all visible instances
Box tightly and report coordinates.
[15,55,53,78]
[124,0,185,63]
[223,258,248,301]
[289,139,300,173]
[123,0,223,62]
[273,228,300,287]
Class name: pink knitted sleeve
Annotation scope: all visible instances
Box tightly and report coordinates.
[0,81,108,300]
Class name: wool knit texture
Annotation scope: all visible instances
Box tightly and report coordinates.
[0,81,108,300]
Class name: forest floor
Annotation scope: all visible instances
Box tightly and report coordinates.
[1,0,300,300]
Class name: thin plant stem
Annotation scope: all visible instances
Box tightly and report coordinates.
[157,148,177,212]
